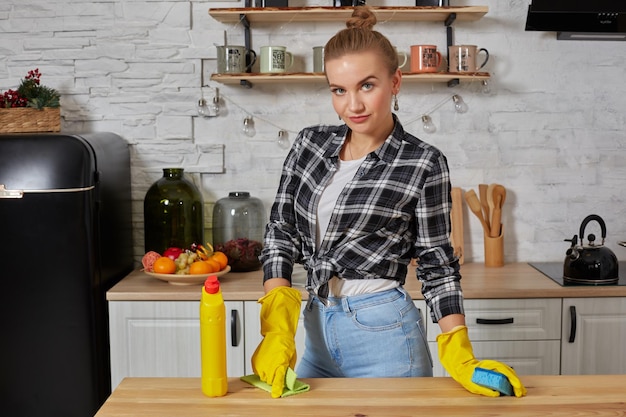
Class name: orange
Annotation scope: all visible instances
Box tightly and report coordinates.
[189,260,212,275]
[204,259,221,273]
[153,257,176,274]
[209,251,229,270]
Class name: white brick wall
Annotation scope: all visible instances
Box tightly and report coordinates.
[2,0,625,265]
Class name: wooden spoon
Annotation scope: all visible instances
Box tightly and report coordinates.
[493,184,507,207]
[486,183,497,229]
[489,195,502,237]
[489,185,507,237]
[464,189,490,234]
[478,184,490,232]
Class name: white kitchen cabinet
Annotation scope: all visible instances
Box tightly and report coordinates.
[108,294,626,388]
[561,297,626,375]
[106,265,626,385]
[427,299,562,376]
[108,300,245,390]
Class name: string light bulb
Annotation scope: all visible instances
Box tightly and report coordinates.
[481,79,491,95]
[211,88,221,115]
[197,88,221,118]
[197,97,210,117]
[242,116,256,137]
[452,94,468,114]
[277,130,290,149]
[422,115,436,134]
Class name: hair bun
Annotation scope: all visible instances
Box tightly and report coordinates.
[346,5,377,30]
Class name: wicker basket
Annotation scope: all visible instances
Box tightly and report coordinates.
[0,107,61,133]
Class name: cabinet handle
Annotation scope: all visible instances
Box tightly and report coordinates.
[231,309,240,347]
[476,317,514,325]
[568,305,577,343]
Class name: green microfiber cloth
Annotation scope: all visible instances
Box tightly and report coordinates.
[240,368,310,398]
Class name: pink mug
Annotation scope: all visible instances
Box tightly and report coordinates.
[410,45,443,73]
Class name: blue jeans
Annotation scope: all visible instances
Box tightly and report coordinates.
[296,287,433,378]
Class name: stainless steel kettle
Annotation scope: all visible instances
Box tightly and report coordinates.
[563,214,619,284]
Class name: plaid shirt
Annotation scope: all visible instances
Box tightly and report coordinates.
[260,117,464,322]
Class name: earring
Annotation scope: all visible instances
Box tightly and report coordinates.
[338,114,341,120]
[393,95,399,111]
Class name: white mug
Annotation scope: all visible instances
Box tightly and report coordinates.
[395,48,408,70]
[216,45,256,74]
[313,46,324,73]
[260,46,294,73]
[448,45,489,73]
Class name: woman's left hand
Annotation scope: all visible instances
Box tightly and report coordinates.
[437,325,527,397]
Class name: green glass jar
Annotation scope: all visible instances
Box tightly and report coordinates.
[144,168,204,254]
[212,192,265,272]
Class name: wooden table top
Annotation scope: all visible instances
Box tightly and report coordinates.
[107,262,626,301]
[95,375,626,416]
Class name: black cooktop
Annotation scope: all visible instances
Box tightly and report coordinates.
[529,262,626,286]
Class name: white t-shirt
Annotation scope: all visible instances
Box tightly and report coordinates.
[316,156,364,248]
[316,155,399,297]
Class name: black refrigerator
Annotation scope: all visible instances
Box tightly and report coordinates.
[0,132,134,416]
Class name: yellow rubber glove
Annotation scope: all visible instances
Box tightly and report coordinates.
[251,286,301,398]
[437,325,527,397]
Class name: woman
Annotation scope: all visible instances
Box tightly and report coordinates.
[251,6,526,399]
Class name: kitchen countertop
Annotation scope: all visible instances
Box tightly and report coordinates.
[107,262,626,302]
[95,375,626,416]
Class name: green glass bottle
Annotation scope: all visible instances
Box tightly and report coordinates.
[144,168,204,254]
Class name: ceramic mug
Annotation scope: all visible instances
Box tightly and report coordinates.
[260,46,294,73]
[216,45,256,74]
[448,45,489,73]
[313,46,324,72]
[410,44,443,73]
[395,48,409,70]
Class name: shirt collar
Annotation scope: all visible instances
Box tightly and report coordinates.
[323,124,349,159]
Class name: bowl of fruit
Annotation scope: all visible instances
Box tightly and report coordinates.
[141,244,231,285]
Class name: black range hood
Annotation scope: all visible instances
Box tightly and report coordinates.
[525,0,626,41]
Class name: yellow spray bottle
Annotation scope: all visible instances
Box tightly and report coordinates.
[200,275,228,397]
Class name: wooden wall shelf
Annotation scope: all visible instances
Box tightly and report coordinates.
[210,72,490,86]
[208,6,489,24]
[208,6,490,87]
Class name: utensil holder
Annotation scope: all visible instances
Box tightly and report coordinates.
[484,224,504,267]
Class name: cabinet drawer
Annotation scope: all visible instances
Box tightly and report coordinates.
[427,298,561,341]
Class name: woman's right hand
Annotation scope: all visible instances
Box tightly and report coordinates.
[251,285,302,398]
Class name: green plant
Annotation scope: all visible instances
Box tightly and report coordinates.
[1,69,60,109]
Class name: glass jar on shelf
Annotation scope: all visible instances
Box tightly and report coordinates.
[212,192,265,272]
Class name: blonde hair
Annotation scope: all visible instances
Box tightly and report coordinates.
[324,6,399,75]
